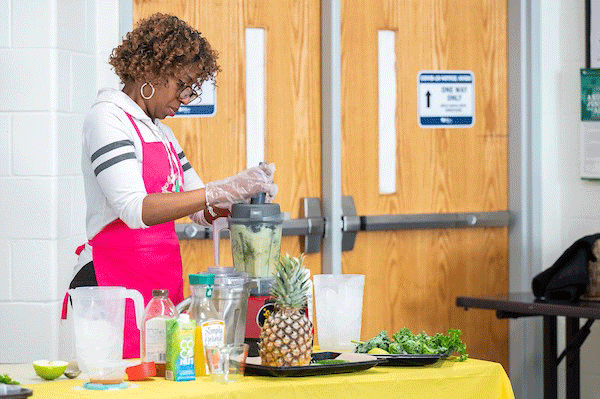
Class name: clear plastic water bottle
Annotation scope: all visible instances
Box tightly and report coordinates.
[141,289,178,377]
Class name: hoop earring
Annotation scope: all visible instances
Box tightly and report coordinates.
[140,82,155,100]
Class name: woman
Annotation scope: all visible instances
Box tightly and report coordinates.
[65,13,277,358]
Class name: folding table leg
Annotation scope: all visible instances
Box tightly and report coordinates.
[565,317,580,399]
[544,315,558,399]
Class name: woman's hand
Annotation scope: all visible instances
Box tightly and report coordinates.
[204,205,230,224]
[205,163,278,208]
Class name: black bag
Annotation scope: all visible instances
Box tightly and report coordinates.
[531,233,600,302]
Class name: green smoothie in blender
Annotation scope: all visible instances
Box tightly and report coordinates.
[229,199,284,278]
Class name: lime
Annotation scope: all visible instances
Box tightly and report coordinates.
[367,348,389,355]
[33,360,68,380]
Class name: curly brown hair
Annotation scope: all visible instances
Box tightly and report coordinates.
[109,13,220,88]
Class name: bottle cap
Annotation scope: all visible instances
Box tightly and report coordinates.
[151,289,169,297]
[189,273,215,285]
[179,313,190,322]
[125,362,156,381]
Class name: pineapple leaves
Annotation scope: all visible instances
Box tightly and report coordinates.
[271,253,311,310]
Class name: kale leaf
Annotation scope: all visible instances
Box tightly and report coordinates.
[355,330,392,353]
[356,328,468,361]
[0,374,20,385]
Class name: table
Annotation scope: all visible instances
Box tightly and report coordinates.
[2,358,514,399]
[456,292,600,399]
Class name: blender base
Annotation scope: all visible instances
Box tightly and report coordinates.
[245,338,261,357]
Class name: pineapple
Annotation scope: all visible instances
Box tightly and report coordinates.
[259,254,313,366]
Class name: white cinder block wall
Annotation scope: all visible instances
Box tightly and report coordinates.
[0,0,124,363]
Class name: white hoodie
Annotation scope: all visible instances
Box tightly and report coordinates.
[75,88,208,275]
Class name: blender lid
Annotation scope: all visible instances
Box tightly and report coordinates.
[214,275,257,291]
[196,268,254,288]
[207,267,245,277]
[189,273,215,285]
[230,202,282,222]
[214,272,249,287]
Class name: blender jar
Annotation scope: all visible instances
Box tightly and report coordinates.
[229,202,284,278]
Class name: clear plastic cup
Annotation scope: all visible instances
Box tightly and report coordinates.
[313,274,365,351]
[205,344,249,383]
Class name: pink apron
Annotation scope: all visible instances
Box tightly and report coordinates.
[75,113,185,359]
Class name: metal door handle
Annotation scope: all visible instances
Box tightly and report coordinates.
[296,197,325,254]
[342,196,360,251]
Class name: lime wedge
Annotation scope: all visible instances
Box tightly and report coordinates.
[33,360,68,380]
[367,348,389,355]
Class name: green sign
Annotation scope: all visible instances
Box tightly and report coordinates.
[581,69,600,120]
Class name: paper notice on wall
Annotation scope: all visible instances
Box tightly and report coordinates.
[580,69,600,179]
[581,122,600,178]
[591,1,600,68]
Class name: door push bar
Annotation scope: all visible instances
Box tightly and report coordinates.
[176,196,512,254]
[340,196,512,251]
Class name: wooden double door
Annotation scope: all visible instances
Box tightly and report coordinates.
[134,0,508,370]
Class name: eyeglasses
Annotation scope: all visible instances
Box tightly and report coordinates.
[178,80,199,102]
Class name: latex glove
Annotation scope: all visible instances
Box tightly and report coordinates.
[205,163,278,208]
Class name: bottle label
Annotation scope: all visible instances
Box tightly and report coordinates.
[201,320,225,347]
[145,317,167,363]
[201,320,225,374]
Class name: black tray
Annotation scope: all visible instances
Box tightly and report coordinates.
[371,353,446,366]
[244,352,380,377]
[0,388,33,399]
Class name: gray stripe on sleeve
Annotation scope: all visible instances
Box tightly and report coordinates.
[91,140,135,163]
[179,150,192,171]
[93,152,137,176]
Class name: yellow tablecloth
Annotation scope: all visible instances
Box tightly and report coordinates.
[17,358,514,399]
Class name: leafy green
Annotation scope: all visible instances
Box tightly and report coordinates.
[354,330,392,353]
[0,374,20,385]
[314,359,349,365]
[356,328,468,361]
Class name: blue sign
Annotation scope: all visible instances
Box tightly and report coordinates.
[417,71,475,128]
[176,105,215,116]
[174,80,216,118]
